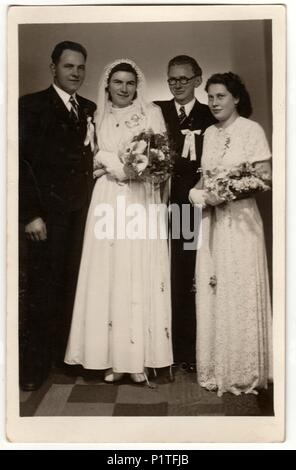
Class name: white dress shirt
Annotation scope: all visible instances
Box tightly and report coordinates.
[174,98,196,118]
[52,83,78,111]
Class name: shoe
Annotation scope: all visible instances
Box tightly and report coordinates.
[20,363,50,391]
[179,362,196,373]
[20,374,44,391]
[53,359,67,370]
[53,362,82,377]
[104,368,124,383]
[187,363,196,373]
[130,372,146,384]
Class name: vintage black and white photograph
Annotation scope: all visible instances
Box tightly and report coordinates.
[6,4,285,442]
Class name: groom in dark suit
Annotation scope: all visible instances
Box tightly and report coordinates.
[19,41,96,390]
[155,55,216,371]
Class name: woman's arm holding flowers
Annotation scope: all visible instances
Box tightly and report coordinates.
[188,176,207,206]
[93,150,106,179]
[253,159,272,181]
[93,149,128,181]
[188,188,206,207]
[203,191,226,206]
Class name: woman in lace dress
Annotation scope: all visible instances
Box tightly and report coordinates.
[189,72,272,396]
[65,59,173,383]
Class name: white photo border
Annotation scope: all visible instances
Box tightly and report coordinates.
[6,3,285,443]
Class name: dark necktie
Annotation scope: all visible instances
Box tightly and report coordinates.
[69,96,79,122]
[178,105,187,126]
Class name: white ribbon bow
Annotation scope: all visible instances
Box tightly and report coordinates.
[181,129,202,161]
[84,116,95,152]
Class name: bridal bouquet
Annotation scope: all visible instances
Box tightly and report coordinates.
[120,130,173,184]
[203,162,271,202]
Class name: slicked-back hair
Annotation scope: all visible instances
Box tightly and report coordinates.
[168,55,202,77]
[51,41,87,65]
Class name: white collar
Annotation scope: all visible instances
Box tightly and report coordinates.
[52,83,78,109]
[174,98,196,117]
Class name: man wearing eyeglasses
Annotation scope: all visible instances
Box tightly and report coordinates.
[155,55,216,374]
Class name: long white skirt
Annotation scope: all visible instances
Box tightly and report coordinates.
[65,174,173,373]
[195,198,272,396]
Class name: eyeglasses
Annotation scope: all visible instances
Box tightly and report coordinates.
[167,75,197,86]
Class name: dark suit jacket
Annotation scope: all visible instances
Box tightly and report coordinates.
[154,99,216,204]
[19,86,96,224]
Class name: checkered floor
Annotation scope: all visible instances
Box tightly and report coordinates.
[19,366,274,417]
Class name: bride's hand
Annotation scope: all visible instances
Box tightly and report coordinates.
[93,151,104,170]
[107,165,129,182]
[93,168,107,179]
[94,150,128,182]
[93,152,105,178]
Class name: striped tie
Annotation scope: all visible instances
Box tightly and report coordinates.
[69,96,79,122]
[178,105,187,126]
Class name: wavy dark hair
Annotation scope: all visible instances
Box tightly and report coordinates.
[107,62,138,101]
[205,72,253,118]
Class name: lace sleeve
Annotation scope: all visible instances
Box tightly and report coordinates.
[245,121,271,164]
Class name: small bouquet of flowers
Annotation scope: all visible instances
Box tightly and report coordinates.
[203,161,271,202]
[119,130,173,185]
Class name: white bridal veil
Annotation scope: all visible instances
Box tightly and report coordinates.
[94,58,149,133]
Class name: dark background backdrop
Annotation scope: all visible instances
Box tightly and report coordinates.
[18,20,273,327]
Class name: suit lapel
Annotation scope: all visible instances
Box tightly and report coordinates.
[171,99,201,131]
[166,99,182,133]
[49,86,88,137]
[76,95,89,136]
[162,101,186,159]
[188,100,209,131]
[182,99,199,130]
[76,95,88,120]
[49,85,71,121]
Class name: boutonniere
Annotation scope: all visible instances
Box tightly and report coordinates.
[84,116,96,152]
[81,105,93,118]
[181,129,203,161]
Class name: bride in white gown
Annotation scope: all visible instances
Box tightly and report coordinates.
[65,59,173,383]
[189,72,272,397]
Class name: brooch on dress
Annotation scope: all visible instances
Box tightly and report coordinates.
[221,134,231,159]
[125,113,144,128]
[209,275,217,288]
